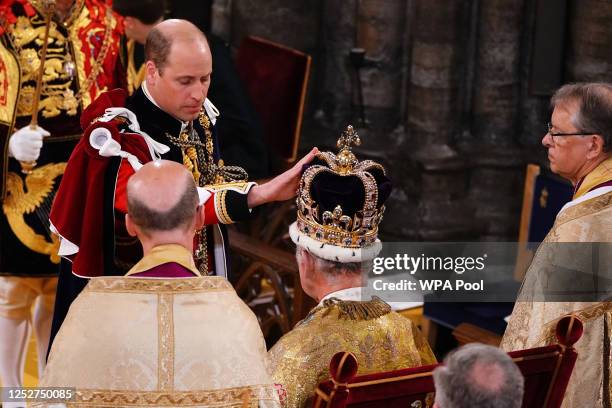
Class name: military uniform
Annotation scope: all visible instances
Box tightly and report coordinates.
[0,0,124,397]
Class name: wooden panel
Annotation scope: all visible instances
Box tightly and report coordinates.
[452,322,502,347]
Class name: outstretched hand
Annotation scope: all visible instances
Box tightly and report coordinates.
[247,147,319,208]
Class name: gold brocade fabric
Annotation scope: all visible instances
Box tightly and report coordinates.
[573,156,612,200]
[502,188,612,407]
[36,276,280,407]
[269,299,436,408]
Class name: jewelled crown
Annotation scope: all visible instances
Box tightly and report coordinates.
[292,125,392,260]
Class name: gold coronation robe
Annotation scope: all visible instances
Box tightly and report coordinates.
[35,248,280,408]
[502,157,612,408]
[269,287,436,408]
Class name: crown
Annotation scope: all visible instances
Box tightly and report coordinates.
[290,125,391,262]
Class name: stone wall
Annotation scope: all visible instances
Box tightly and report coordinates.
[212,0,612,242]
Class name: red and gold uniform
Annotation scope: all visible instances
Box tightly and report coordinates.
[0,0,124,278]
[0,0,124,393]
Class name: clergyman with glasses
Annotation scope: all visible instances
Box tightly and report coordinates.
[502,83,612,408]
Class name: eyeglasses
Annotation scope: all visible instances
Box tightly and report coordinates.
[546,122,598,145]
[546,122,598,137]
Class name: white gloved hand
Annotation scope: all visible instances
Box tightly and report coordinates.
[8,125,50,162]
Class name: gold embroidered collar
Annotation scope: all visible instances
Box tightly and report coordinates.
[574,156,612,200]
[304,296,391,322]
[125,244,201,277]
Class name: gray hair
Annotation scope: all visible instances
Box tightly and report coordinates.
[295,246,366,276]
[551,82,612,152]
[433,343,524,408]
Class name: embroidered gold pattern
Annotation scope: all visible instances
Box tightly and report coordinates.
[67,2,115,108]
[215,190,233,225]
[553,191,612,230]
[270,299,436,408]
[158,293,174,391]
[166,110,248,275]
[85,276,234,293]
[2,162,66,261]
[29,385,278,407]
[537,303,612,345]
[126,39,145,94]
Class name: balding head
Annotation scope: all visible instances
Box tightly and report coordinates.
[433,343,524,408]
[127,160,198,234]
[145,19,208,73]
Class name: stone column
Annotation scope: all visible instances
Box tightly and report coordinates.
[354,0,406,152]
[565,0,612,82]
[467,0,525,240]
[228,0,320,52]
[396,0,474,240]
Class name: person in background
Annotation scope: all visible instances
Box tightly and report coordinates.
[268,126,436,408]
[0,1,124,402]
[502,82,612,408]
[113,0,270,179]
[37,160,280,408]
[433,343,524,408]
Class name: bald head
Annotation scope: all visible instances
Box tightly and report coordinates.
[145,19,209,73]
[127,160,198,234]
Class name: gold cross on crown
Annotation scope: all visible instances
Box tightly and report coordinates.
[337,125,361,152]
[335,125,361,174]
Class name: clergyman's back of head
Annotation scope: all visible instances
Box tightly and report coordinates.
[127,160,198,233]
[433,343,524,408]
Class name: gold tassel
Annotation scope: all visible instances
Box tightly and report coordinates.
[322,296,391,321]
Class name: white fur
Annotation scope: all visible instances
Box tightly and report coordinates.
[289,222,382,263]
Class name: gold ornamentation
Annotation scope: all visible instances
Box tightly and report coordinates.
[6,1,108,119]
[11,13,80,118]
[270,299,436,408]
[126,39,145,94]
[85,276,234,293]
[193,228,210,276]
[30,385,278,407]
[215,189,234,225]
[295,125,386,248]
[2,162,66,262]
[322,205,353,232]
[67,2,114,108]
[158,293,174,391]
[538,303,612,346]
[166,110,249,274]
[319,297,392,321]
[179,127,202,184]
[336,124,361,174]
[425,392,435,408]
